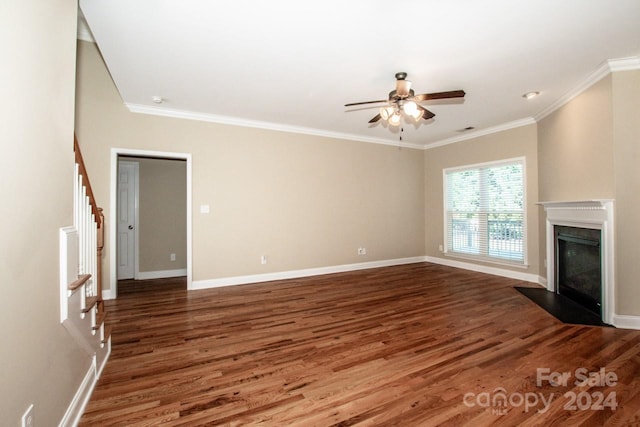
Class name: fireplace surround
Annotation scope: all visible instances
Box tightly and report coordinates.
[539,200,614,325]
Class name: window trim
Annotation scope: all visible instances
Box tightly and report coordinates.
[442,156,528,267]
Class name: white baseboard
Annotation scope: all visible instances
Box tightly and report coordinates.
[612,314,640,330]
[137,268,187,280]
[59,358,96,427]
[424,256,544,284]
[189,256,428,290]
[102,288,115,301]
[96,338,111,379]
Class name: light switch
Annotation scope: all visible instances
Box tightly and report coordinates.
[200,204,210,214]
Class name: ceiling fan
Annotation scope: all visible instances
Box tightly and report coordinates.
[345,72,465,126]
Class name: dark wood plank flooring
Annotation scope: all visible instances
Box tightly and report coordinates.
[80,263,640,426]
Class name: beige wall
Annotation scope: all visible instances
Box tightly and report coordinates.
[612,70,640,315]
[537,76,615,282]
[424,124,541,276]
[538,70,640,316]
[121,157,188,273]
[0,1,92,424]
[75,40,426,287]
[538,75,615,201]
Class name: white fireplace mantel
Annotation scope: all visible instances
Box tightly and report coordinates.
[538,200,615,324]
[539,199,613,210]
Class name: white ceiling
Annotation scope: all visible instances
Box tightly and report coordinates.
[79,0,640,148]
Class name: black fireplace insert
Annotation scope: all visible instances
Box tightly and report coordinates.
[555,226,602,315]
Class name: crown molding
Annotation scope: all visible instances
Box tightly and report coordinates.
[535,56,640,121]
[608,56,640,72]
[77,9,95,42]
[126,103,425,150]
[124,56,638,151]
[424,117,536,150]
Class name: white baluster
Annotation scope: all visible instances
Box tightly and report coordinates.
[74,164,79,229]
[74,157,101,301]
[84,197,92,297]
[90,213,97,297]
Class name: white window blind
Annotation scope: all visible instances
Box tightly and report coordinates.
[444,159,525,264]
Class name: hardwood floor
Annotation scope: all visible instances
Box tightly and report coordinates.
[80,263,640,426]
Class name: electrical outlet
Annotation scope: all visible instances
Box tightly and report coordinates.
[357,247,366,255]
[22,404,34,427]
[439,244,444,252]
[261,255,268,265]
[170,253,176,262]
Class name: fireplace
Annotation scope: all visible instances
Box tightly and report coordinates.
[555,226,602,315]
[539,200,614,324]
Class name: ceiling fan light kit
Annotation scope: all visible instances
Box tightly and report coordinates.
[345,72,465,127]
[389,112,401,126]
[402,100,417,116]
[379,101,423,126]
[380,106,393,120]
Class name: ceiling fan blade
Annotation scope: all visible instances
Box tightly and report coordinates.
[345,99,387,107]
[418,105,435,120]
[413,90,466,102]
[368,113,382,123]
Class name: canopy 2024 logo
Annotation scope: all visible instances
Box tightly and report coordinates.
[463,367,617,416]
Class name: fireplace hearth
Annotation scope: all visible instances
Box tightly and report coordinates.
[515,286,608,326]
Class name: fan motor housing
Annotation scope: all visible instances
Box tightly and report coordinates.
[389,89,415,101]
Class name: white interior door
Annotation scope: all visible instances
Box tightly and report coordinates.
[117,161,138,280]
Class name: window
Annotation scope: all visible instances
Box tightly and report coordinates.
[444,158,525,264]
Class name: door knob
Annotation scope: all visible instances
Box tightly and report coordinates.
[128,225,134,230]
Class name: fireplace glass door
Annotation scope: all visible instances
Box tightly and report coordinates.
[555,226,602,315]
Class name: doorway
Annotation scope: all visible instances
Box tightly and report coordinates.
[109,148,192,299]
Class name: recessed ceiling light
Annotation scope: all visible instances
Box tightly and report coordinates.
[522,91,540,100]
[151,96,164,104]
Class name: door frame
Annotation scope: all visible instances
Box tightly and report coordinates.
[108,148,193,299]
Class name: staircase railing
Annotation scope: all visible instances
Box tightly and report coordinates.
[73,136,105,316]
[59,137,110,426]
